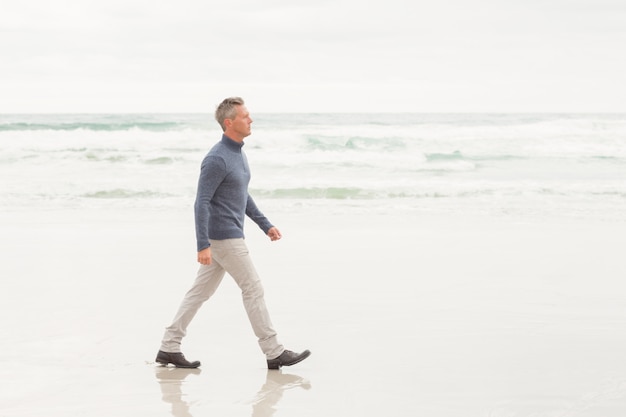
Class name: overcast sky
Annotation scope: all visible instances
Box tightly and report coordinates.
[1,0,625,113]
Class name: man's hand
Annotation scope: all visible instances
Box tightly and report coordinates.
[197,247,212,265]
[267,227,282,241]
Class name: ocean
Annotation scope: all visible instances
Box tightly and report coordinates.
[1,113,625,221]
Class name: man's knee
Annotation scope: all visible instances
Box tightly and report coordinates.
[241,277,264,298]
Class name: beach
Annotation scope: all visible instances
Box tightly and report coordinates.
[2,204,626,416]
[2,112,626,416]
[3,0,626,410]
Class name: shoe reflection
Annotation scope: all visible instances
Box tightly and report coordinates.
[154,366,311,417]
[251,370,312,417]
[155,366,201,417]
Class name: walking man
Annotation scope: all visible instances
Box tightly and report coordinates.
[156,97,310,369]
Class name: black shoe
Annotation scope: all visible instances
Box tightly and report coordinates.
[155,350,201,368]
[267,349,311,369]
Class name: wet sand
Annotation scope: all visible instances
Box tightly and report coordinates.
[2,207,626,416]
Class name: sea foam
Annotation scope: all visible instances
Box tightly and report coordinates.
[1,113,625,220]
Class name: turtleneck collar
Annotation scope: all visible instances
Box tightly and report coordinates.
[222,134,244,149]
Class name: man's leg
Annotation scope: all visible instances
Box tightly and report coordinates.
[160,261,226,353]
[211,239,284,360]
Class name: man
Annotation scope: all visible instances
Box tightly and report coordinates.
[156,97,310,370]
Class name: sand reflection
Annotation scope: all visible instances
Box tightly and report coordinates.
[155,366,310,417]
[155,367,201,417]
[251,370,312,417]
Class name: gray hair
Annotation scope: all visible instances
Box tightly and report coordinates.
[215,97,245,131]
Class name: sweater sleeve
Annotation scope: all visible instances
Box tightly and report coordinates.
[194,155,227,251]
[245,194,274,234]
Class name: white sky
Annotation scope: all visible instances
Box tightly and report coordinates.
[1,0,625,113]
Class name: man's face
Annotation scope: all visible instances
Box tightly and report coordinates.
[228,105,253,139]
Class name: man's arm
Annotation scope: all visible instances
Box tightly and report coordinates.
[246,194,280,240]
[194,155,226,255]
[245,194,273,232]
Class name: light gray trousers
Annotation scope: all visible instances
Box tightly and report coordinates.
[160,238,284,359]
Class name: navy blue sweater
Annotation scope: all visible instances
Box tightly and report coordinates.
[194,135,273,251]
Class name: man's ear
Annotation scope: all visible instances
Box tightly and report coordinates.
[223,118,233,129]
